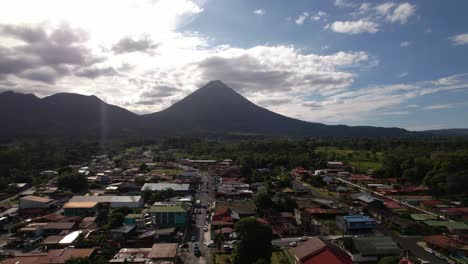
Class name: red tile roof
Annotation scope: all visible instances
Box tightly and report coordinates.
[423,234,463,250]
[291,237,354,264]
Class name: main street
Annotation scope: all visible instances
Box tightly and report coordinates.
[180,166,216,264]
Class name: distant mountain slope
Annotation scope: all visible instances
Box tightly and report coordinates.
[424,129,468,136]
[0,80,411,139]
[143,80,409,137]
[0,91,139,138]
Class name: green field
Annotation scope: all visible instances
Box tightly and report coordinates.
[315,147,384,172]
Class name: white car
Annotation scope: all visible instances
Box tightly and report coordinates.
[289,241,298,247]
[424,247,434,254]
[300,236,308,241]
[203,226,208,232]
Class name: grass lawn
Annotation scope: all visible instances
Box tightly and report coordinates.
[315,147,384,172]
[309,186,337,199]
[150,169,183,175]
[214,253,231,264]
[271,250,292,264]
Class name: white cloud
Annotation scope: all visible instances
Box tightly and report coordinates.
[400,41,411,47]
[396,72,408,78]
[375,2,396,16]
[253,9,265,16]
[385,3,415,24]
[334,0,356,8]
[311,11,327,21]
[451,33,468,45]
[328,20,379,34]
[295,12,309,25]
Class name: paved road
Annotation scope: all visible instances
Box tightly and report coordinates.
[336,177,448,220]
[393,235,449,264]
[180,168,216,264]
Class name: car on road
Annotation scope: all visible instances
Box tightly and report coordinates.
[300,236,308,241]
[223,245,233,251]
[191,236,196,242]
[207,242,217,248]
[289,241,298,247]
[194,248,201,256]
[203,226,208,232]
[424,247,434,254]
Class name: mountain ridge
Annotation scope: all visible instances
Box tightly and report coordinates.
[0,80,417,139]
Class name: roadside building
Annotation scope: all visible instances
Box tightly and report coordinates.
[336,215,376,234]
[147,203,188,228]
[69,195,143,208]
[141,183,190,194]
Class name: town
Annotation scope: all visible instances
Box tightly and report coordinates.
[0,143,466,264]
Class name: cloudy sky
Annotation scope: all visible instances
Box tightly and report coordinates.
[1,0,468,130]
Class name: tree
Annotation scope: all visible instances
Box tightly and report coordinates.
[254,192,274,213]
[232,217,273,264]
[214,232,224,250]
[108,212,125,229]
[57,171,88,192]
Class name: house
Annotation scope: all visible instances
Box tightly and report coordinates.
[147,243,178,263]
[424,234,467,257]
[147,203,188,228]
[69,195,143,208]
[58,230,83,247]
[336,215,376,234]
[351,236,400,262]
[326,161,345,170]
[63,201,99,217]
[19,195,54,209]
[211,207,239,228]
[423,221,468,234]
[1,247,96,264]
[290,237,354,264]
[217,179,252,198]
[43,222,76,235]
[109,248,152,263]
[141,183,191,194]
[125,213,144,228]
[291,181,310,195]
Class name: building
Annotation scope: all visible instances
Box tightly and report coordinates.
[69,196,143,208]
[147,243,178,263]
[1,248,95,264]
[147,203,188,227]
[336,215,376,234]
[423,234,467,257]
[217,179,252,198]
[63,201,99,217]
[109,248,152,263]
[141,183,190,194]
[352,236,400,262]
[291,181,310,195]
[290,237,354,264]
[19,195,54,209]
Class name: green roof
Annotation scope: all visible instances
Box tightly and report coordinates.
[423,221,468,230]
[410,214,438,221]
[125,214,143,219]
[149,205,187,213]
[353,236,400,256]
